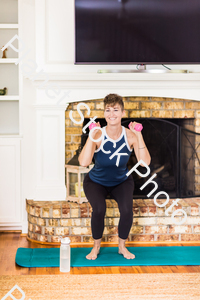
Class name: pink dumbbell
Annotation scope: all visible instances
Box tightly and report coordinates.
[128,122,143,131]
[89,123,100,130]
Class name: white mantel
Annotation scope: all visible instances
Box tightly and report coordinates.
[32,72,200,103]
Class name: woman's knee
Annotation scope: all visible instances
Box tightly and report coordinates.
[120,206,133,218]
[92,205,106,217]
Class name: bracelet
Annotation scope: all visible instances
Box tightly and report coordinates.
[139,146,146,149]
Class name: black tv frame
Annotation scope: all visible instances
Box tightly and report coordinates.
[74,0,200,65]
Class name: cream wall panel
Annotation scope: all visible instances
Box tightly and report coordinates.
[35,0,74,66]
[0,139,21,223]
[46,0,74,64]
[35,108,66,200]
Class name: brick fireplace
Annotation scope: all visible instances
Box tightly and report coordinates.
[66,96,200,193]
[26,95,200,244]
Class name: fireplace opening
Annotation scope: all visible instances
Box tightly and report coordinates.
[80,117,200,199]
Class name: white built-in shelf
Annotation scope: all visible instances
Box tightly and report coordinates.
[0,96,19,101]
[0,58,18,63]
[0,134,22,138]
[0,24,18,29]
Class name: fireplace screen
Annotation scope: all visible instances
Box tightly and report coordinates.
[81,118,200,199]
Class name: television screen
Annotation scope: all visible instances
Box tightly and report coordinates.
[75,0,200,64]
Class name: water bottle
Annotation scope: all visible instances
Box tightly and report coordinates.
[60,237,71,272]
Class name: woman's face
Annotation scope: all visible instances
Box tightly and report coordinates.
[104,104,125,125]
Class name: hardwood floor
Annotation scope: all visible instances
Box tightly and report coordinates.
[1,233,200,275]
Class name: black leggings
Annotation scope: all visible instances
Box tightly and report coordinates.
[83,173,135,240]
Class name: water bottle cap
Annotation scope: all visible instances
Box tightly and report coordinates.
[61,237,71,244]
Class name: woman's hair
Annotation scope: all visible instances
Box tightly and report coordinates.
[104,94,124,111]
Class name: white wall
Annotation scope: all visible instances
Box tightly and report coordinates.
[20,0,36,231]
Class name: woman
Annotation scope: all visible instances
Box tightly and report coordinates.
[78,94,151,260]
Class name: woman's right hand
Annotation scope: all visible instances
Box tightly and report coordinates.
[89,122,101,139]
[79,122,101,166]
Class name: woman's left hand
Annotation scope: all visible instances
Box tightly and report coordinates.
[129,121,142,135]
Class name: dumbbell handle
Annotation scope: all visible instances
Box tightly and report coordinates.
[128,123,143,131]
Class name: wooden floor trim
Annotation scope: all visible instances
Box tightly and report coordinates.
[0,230,22,233]
[25,235,200,247]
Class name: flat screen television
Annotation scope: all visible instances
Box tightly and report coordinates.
[75,0,200,64]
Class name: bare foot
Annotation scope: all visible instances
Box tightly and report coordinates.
[118,246,135,259]
[86,247,100,260]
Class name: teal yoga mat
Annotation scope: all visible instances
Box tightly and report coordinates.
[15,246,200,267]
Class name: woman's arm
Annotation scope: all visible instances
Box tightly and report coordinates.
[129,122,151,167]
[78,123,101,167]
